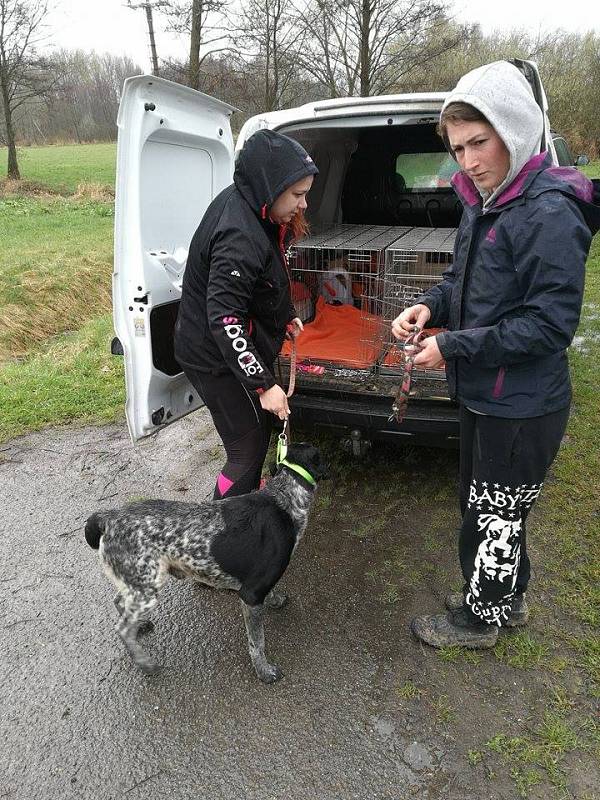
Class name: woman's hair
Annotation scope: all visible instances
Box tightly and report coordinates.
[438,102,490,150]
[288,210,309,243]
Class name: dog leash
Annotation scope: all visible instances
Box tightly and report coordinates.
[275,417,316,487]
[389,326,426,424]
[286,331,297,398]
[277,417,290,463]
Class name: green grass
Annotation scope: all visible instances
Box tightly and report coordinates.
[0,195,114,360]
[396,680,424,700]
[0,314,124,443]
[2,143,117,194]
[486,711,582,797]
[493,631,550,669]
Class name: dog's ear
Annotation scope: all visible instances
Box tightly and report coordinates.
[269,461,279,477]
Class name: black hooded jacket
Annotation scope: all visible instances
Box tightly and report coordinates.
[174,130,318,392]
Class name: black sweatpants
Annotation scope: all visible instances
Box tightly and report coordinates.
[458,405,570,626]
[184,368,273,499]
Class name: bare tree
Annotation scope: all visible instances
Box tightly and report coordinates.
[293,0,460,97]
[236,0,304,111]
[0,0,56,178]
[159,0,229,89]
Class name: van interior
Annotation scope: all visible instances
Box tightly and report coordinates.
[273,119,458,385]
[152,118,458,394]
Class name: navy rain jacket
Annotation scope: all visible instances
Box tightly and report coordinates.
[174,130,318,393]
[421,154,600,417]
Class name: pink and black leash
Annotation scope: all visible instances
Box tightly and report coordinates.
[389,326,426,424]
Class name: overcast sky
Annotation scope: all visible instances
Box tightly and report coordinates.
[46,0,600,74]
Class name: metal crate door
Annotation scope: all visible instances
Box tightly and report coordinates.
[381,227,457,376]
[287,224,412,371]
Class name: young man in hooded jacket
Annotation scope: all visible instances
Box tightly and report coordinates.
[392,61,600,648]
[175,129,318,499]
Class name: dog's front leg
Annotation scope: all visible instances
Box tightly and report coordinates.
[240,600,283,684]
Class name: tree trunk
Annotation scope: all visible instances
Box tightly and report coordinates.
[359,0,371,97]
[145,4,160,77]
[0,66,20,179]
[189,0,202,90]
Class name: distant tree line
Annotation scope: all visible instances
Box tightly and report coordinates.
[2,0,599,178]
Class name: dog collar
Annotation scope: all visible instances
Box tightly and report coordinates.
[279,459,317,487]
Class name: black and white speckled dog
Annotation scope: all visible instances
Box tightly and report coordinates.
[84,443,326,683]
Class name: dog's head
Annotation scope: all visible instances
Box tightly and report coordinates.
[279,442,329,483]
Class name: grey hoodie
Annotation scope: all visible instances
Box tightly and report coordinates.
[441,60,544,208]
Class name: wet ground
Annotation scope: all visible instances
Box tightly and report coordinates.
[1,412,598,799]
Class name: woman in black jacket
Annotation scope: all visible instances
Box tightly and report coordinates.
[174,129,318,499]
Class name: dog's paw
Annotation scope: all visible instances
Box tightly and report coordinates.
[258,663,284,684]
[264,590,288,610]
[136,657,161,676]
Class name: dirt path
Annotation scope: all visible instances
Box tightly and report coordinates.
[0,414,597,799]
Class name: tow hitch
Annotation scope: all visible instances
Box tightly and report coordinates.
[342,428,372,458]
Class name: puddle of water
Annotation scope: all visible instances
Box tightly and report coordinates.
[571,332,600,352]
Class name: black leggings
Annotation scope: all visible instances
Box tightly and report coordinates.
[458,405,570,625]
[184,368,273,499]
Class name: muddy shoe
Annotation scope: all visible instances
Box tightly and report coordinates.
[411,610,498,649]
[444,592,528,627]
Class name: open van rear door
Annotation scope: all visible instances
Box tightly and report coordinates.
[113,76,235,442]
[510,59,554,159]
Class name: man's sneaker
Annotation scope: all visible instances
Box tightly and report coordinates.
[444,591,529,628]
[410,609,498,649]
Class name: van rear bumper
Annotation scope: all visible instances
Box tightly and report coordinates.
[289,389,460,448]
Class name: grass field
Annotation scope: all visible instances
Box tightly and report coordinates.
[1,142,117,194]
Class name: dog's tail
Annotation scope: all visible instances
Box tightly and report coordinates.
[84,512,105,550]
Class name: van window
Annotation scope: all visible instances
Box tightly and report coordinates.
[341,124,463,227]
[395,153,459,189]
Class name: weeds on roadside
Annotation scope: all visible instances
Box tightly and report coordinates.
[486,710,581,797]
[493,631,549,669]
[396,680,424,700]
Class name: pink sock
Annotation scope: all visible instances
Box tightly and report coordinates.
[217,472,234,497]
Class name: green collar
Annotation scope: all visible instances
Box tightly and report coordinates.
[279,459,317,487]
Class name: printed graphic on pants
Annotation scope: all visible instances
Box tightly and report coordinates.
[465,479,542,624]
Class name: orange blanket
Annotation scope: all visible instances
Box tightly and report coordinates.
[280,297,384,368]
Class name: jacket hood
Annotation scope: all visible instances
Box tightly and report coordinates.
[531,167,600,235]
[234,129,319,215]
[442,60,544,209]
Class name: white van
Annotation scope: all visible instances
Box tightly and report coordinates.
[113,59,562,451]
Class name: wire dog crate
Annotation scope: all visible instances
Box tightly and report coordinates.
[286,224,411,370]
[380,227,457,381]
[282,224,456,379]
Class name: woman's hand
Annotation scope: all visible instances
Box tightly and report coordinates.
[287,318,304,340]
[391,304,431,340]
[412,336,445,369]
[259,384,290,420]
